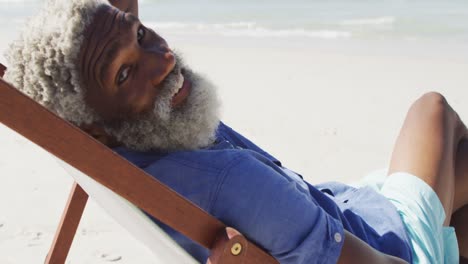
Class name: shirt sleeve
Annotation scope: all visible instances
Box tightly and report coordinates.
[211,153,345,264]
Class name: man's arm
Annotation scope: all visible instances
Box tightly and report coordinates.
[338,230,408,264]
[211,153,410,263]
[209,228,408,264]
[108,0,138,17]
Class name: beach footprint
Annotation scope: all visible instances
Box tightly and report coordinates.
[100,253,122,262]
[26,231,43,247]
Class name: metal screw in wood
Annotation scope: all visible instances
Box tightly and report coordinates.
[231,242,242,256]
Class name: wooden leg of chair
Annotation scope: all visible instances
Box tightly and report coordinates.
[45,182,88,264]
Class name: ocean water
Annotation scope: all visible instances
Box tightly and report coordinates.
[0,0,468,42]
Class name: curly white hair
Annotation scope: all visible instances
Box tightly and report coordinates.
[4,0,108,125]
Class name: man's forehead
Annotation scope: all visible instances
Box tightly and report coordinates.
[94,10,140,69]
[80,5,119,92]
[81,4,141,92]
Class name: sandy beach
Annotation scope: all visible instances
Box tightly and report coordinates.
[1,1,468,263]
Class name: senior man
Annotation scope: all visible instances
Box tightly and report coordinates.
[4,0,468,263]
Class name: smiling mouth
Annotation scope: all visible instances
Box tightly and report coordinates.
[171,69,192,108]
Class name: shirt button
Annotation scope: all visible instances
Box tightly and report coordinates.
[334,233,342,243]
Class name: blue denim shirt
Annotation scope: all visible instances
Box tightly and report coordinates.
[114,122,412,263]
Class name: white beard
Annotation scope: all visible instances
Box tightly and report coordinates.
[103,53,221,151]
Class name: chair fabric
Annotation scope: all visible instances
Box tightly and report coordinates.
[55,159,197,263]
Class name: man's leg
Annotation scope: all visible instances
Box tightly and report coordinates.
[387,92,468,259]
[388,92,466,224]
[451,138,468,257]
[454,137,468,213]
[451,204,468,257]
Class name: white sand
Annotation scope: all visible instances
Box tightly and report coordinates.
[1,30,468,262]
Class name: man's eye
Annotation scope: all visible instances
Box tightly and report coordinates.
[118,66,131,85]
[137,26,145,43]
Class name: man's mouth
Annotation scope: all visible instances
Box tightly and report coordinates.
[171,69,191,108]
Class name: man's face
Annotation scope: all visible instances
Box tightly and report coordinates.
[79,5,220,151]
[80,5,190,120]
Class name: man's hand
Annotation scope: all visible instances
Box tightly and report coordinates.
[206,228,241,264]
[108,0,138,17]
[207,228,407,264]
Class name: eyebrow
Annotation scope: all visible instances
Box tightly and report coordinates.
[99,14,140,84]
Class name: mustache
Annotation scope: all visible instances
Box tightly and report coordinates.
[152,54,186,122]
[158,53,185,96]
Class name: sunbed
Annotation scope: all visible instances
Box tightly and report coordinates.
[0,63,278,264]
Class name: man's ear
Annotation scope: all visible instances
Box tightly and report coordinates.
[79,123,120,147]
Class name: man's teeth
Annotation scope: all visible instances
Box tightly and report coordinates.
[173,73,185,96]
[178,74,184,89]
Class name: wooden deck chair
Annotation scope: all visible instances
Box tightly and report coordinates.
[0,62,279,264]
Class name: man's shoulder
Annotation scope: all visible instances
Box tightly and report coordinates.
[114,145,264,175]
[155,148,256,173]
[114,146,270,212]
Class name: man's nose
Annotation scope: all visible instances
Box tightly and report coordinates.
[148,43,176,86]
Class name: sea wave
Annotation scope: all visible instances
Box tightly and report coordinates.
[151,22,257,30]
[146,21,351,39]
[340,16,396,26]
[0,0,34,2]
[222,28,351,39]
